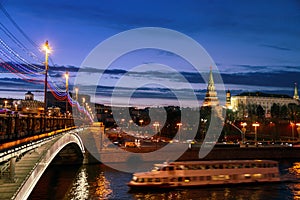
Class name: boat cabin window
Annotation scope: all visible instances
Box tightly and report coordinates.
[162,166,174,171]
[155,178,160,182]
[184,177,190,183]
[152,166,161,171]
[137,178,145,183]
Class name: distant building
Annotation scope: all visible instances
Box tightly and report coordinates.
[20,91,44,115]
[230,90,299,118]
[25,91,34,100]
[203,67,219,106]
[226,90,231,108]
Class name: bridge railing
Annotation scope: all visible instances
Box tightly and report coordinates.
[0,114,77,144]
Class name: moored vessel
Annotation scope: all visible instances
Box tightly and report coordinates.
[128,160,281,189]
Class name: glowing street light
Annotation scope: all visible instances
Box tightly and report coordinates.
[75,87,79,101]
[153,122,160,133]
[139,119,144,126]
[65,71,69,115]
[296,123,300,141]
[4,100,8,108]
[177,122,183,142]
[290,122,296,142]
[252,122,260,144]
[241,122,247,143]
[42,41,51,113]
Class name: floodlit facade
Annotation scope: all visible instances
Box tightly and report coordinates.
[228,83,300,118]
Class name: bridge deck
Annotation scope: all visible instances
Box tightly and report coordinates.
[0,137,58,200]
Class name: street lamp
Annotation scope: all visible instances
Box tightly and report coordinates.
[42,41,51,113]
[65,71,69,115]
[290,122,295,142]
[75,87,79,101]
[241,122,247,143]
[153,122,160,148]
[4,100,8,108]
[296,123,300,141]
[252,122,260,144]
[139,119,144,136]
[177,122,183,142]
[139,119,144,126]
[153,122,160,133]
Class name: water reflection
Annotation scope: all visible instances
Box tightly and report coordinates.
[65,167,89,199]
[289,162,300,178]
[30,161,300,199]
[92,172,112,198]
[65,165,112,199]
[288,162,300,199]
[132,186,265,200]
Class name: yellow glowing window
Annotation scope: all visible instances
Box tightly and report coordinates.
[244,174,251,179]
[253,174,262,178]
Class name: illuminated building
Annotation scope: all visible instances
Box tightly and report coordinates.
[230,91,299,118]
[203,67,219,106]
[225,90,231,108]
[20,91,44,115]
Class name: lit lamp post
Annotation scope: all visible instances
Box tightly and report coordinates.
[296,123,300,142]
[177,122,183,142]
[139,119,144,126]
[64,71,69,116]
[75,87,79,101]
[252,122,260,145]
[241,122,247,143]
[139,119,144,136]
[73,87,79,118]
[42,41,51,114]
[82,97,85,107]
[153,122,160,133]
[153,122,160,140]
[290,122,295,142]
[129,119,133,128]
[4,100,7,108]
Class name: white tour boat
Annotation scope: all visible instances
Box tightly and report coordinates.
[128,160,281,189]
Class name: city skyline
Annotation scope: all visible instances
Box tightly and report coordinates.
[0,1,300,105]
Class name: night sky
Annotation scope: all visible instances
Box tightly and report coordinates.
[0,0,300,105]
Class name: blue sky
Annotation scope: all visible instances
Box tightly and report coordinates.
[0,0,300,105]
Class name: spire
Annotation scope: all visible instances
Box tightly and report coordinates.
[294,82,299,100]
[203,67,219,106]
[226,89,231,108]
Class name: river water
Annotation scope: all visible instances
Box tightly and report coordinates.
[29,160,300,200]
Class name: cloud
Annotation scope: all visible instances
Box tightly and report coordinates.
[260,44,291,51]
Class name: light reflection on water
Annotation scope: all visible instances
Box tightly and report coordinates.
[64,167,89,199]
[288,162,300,199]
[64,165,114,199]
[30,161,300,200]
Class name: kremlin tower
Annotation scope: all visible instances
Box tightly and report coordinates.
[226,90,231,108]
[293,82,299,100]
[203,67,219,106]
